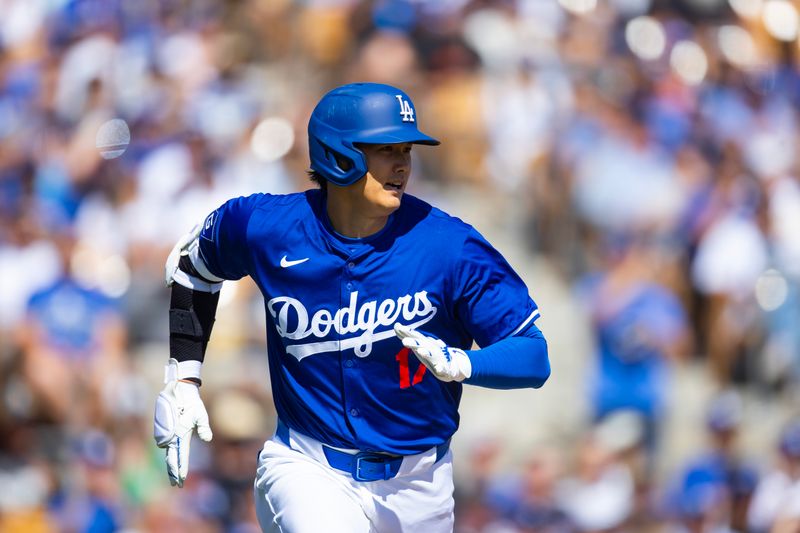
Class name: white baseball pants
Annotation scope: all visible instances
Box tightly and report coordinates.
[253,427,455,533]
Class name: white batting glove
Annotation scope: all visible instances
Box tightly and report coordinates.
[153,359,213,487]
[394,324,472,382]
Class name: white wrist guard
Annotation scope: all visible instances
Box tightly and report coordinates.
[164,359,203,382]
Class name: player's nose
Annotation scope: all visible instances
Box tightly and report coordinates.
[393,153,411,173]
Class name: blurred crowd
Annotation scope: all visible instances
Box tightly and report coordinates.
[1,0,800,531]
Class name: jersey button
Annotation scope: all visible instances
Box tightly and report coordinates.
[350,408,359,417]
[347,262,355,269]
[344,359,354,368]
[346,282,353,290]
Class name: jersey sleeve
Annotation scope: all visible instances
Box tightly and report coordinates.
[452,228,540,347]
[197,195,260,281]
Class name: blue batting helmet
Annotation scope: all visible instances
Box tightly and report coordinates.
[308,83,440,186]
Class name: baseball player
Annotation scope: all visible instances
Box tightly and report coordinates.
[153,82,550,532]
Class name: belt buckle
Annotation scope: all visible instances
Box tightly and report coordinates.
[353,452,390,482]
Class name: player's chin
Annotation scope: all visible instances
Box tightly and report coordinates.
[380,187,404,206]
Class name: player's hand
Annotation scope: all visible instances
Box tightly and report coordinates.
[394,324,472,382]
[153,359,213,487]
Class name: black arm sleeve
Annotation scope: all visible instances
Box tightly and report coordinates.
[169,281,220,363]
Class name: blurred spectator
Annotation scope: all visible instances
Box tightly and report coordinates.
[0,423,58,533]
[465,444,572,533]
[664,391,758,532]
[689,159,768,384]
[571,106,683,235]
[49,430,123,533]
[208,389,272,530]
[454,438,508,533]
[18,230,126,425]
[664,478,733,533]
[0,214,60,338]
[747,418,800,533]
[557,429,635,532]
[758,173,800,390]
[577,235,692,461]
[594,410,654,530]
[506,447,571,533]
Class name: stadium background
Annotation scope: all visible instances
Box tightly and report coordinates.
[1,0,800,531]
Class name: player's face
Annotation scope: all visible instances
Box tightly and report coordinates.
[358,143,413,213]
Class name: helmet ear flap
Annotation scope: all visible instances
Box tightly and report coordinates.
[309,131,367,186]
[330,150,352,172]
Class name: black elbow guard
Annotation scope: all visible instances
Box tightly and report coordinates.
[169,308,205,341]
[169,283,220,361]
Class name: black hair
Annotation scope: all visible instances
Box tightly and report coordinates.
[307,170,328,192]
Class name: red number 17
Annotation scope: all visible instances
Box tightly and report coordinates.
[395,348,426,389]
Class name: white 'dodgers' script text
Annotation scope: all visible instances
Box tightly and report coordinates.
[267,290,437,361]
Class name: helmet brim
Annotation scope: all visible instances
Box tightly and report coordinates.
[350,128,441,146]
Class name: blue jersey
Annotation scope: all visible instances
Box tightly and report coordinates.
[198,190,539,454]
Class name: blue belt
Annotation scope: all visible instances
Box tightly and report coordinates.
[276,421,449,482]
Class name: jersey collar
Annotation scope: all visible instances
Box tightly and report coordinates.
[307,189,400,256]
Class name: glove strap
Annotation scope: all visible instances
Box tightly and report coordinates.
[164,358,203,384]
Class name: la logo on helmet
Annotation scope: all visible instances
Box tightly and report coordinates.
[395,95,415,122]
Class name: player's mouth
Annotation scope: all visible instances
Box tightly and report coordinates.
[384,180,404,191]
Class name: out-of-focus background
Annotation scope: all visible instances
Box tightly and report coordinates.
[2,0,800,531]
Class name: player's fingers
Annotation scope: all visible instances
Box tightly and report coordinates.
[196,408,213,442]
[394,323,412,339]
[395,323,427,340]
[166,443,181,487]
[406,344,433,363]
[177,435,190,486]
[400,337,421,350]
